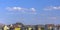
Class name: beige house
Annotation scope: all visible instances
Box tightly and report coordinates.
[46,24,54,30]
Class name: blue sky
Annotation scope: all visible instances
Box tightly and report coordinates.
[0,0,60,25]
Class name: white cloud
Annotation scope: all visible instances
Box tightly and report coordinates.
[5,7,36,14]
[30,8,36,12]
[44,6,60,11]
[13,7,22,10]
[6,7,22,11]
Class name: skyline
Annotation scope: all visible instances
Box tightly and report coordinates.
[0,0,60,25]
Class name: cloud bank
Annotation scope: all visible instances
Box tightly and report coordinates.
[44,6,60,11]
[5,7,36,14]
[48,17,57,20]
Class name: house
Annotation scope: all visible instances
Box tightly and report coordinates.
[45,24,55,30]
[35,25,45,30]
